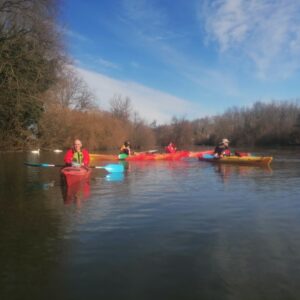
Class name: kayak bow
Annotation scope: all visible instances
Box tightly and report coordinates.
[61,167,92,186]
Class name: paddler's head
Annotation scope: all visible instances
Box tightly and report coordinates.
[221,138,230,146]
[73,139,82,152]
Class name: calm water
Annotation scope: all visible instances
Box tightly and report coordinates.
[1,148,300,300]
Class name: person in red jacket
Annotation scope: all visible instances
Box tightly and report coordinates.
[64,139,90,167]
[165,142,177,153]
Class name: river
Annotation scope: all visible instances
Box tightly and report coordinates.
[1,148,300,300]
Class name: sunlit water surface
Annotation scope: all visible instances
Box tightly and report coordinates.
[1,149,300,300]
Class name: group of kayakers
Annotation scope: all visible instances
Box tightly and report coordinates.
[63,137,231,167]
[165,139,231,157]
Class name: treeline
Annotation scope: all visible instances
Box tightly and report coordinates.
[1,1,300,151]
[0,0,63,149]
[0,0,156,151]
[39,93,156,150]
[156,101,300,147]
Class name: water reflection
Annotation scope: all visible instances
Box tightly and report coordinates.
[27,180,56,191]
[61,180,91,206]
[3,150,300,300]
[123,159,192,172]
[61,170,124,206]
[105,173,125,182]
[213,163,273,184]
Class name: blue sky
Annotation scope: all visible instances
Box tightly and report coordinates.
[61,0,300,123]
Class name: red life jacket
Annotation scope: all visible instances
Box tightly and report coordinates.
[165,144,176,153]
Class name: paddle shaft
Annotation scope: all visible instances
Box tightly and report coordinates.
[24,162,124,173]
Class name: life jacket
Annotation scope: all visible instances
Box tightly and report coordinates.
[214,144,230,156]
[165,144,176,153]
[120,145,130,155]
[64,148,90,166]
[72,151,83,164]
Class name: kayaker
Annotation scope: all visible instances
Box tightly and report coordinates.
[64,139,90,167]
[214,138,231,158]
[165,142,177,153]
[120,141,132,155]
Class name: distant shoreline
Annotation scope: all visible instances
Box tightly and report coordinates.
[1,144,300,153]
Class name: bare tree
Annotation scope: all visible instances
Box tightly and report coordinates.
[45,66,96,111]
[109,94,132,122]
[129,111,156,149]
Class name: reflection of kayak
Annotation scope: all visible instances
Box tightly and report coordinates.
[63,180,91,205]
[61,167,92,186]
[198,154,273,166]
[91,150,214,161]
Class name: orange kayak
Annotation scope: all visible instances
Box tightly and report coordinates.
[91,150,214,161]
[125,151,190,161]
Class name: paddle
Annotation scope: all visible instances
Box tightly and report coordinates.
[24,162,64,167]
[24,162,124,173]
[145,149,158,153]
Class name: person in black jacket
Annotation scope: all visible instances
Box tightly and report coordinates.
[214,138,231,158]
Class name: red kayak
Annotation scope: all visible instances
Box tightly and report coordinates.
[125,150,190,161]
[61,167,92,186]
[91,150,215,161]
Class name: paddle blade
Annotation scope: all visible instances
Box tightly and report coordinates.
[146,149,158,153]
[95,164,125,173]
[202,154,215,159]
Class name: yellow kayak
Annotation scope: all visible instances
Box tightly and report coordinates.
[199,154,273,166]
